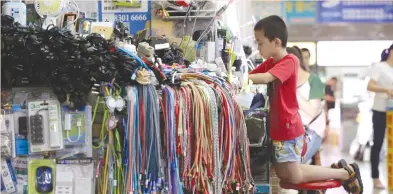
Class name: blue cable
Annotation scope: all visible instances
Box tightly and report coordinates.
[133,86,140,192]
[118,48,149,69]
[135,87,142,192]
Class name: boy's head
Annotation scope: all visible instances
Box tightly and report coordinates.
[254,15,288,59]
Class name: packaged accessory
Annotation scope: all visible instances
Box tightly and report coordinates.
[0,159,17,194]
[12,105,29,156]
[28,159,56,194]
[28,100,63,153]
[12,157,30,194]
[56,158,95,194]
[62,110,86,146]
[56,105,93,159]
[1,109,15,158]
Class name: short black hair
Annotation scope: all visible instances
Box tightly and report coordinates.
[301,48,310,56]
[254,15,288,47]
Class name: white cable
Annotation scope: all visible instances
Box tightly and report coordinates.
[69,0,80,24]
[66,127,81,143]
[66,118,82,143]
[195,17,215,45]
[184,1,206,58]
[179,1,194,47]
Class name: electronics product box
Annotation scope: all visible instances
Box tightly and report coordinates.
[28,100,64,153]
[28,159,56,194]
[0,159,17,194]
[56,158,95,194]
[56,105,93,159]
[62,111,87,146]
[0,109,15,158]
[12,105,29,156]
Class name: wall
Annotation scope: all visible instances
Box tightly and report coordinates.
[288,23,393,41]
[151,1,215,38]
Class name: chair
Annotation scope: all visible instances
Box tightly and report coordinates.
[279,138,342,194]
[280,180,341,194]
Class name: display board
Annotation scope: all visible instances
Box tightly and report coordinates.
[251,0,282,20]
[317,41,393,66]
[318,0,393,23]
[284,1,317,24]
[97,0,151,35]
[287,42,316,65]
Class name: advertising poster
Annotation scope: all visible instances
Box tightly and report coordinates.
[284,1,317,24]
[98,0,151,35]
[318,0,393,23]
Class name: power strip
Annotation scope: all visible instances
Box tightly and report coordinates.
[48,104,61,148]
[1,160,17,193]
[55,171,73,194]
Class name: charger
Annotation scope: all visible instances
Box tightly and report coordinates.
[64,114,82,143]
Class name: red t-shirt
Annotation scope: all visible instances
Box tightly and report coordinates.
[250,54,304,140]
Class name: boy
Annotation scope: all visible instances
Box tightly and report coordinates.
[248,15,363,194]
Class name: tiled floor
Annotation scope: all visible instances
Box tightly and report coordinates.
[273,146,391,194]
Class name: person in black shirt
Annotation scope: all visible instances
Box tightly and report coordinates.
[325,77,337,111]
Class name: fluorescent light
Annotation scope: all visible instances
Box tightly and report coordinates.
[317,40,393,66]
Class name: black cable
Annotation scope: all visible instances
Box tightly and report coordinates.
[1,16,142,109]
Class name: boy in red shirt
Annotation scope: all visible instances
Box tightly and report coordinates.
[249,15,363,193]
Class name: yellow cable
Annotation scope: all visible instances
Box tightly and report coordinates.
[92,96,100,123]
[105,86,110,96]
[102,143,110,194]
[92,110,108,149]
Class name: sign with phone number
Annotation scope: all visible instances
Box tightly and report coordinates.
[115,14,148,22]
[98,0,151,35]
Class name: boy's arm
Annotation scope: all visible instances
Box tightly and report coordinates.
[249,73,276,84]
[250,57,297,84]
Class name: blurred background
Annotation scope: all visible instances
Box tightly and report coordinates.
[222,1,392,194]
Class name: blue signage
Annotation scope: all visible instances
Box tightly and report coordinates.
[98,0,151,35]
[318,0,393,23]
[284,1,317,24]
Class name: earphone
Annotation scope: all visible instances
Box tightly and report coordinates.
[104,84,125,112]
[107,116,118,130]
[105,96,117,112]
[115,96,125,111]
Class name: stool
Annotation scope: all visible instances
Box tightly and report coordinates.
[280,180,341,190]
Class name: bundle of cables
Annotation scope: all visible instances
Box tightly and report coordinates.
[161,72,254,193]
[1,15,143,109]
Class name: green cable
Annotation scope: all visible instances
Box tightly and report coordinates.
[92,109,108,149]
[92,96,100,123]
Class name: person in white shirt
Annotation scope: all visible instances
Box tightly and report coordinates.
[287,46,326,164]
[367,44,393,189]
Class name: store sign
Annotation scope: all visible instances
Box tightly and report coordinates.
[318,0,393,23]
[284,1,317,24]
[252,1,283,20]
[97,0,151,35]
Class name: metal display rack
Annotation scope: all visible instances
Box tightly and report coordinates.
[244,93,272,194]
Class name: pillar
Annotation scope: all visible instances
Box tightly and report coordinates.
[387,108,393,191]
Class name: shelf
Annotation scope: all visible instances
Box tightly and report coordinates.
[165,10,216,13]
[162,16,215,21]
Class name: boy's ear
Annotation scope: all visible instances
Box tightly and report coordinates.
[274,38,282,47]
